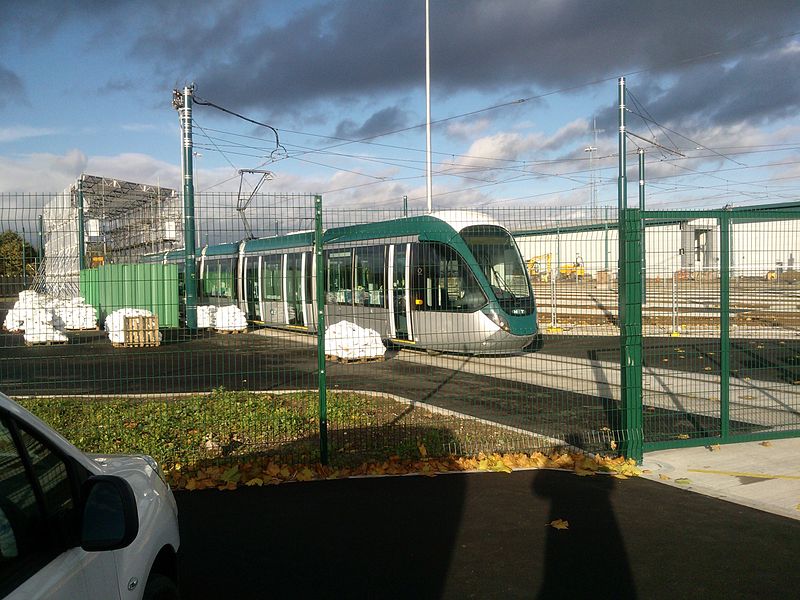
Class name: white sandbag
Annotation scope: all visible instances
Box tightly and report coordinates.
[214,305,247,331]
[104,308,159,344]
[22,319,68,344]
[55,297,97,330]
[324,320,385,360]
[197,305,217,329]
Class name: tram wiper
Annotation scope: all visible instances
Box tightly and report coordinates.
[490,265,514,299]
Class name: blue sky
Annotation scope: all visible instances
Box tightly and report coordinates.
[2,0,800,213]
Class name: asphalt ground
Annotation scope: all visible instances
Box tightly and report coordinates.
[538,334,800,385]
[3,325,794,447]
[1,329,769,451]
[174,468,800,600]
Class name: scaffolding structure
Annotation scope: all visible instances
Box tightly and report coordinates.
[34,174,182,297]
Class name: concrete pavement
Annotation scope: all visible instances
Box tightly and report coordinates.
[642,436,800,521]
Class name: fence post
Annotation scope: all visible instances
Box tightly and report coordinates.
[620,208,643,462]
[719,213,730,441]
[77,177,85,271]
[314,194,328,464]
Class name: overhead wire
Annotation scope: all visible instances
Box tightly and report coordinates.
[189,27,800,202]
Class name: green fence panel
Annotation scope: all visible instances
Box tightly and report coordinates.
[4,190,799,474]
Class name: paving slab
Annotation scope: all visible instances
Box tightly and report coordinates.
[642,437,800,521]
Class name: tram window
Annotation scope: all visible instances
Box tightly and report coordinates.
[261,255,282,301]
[354,246,385,307]
[414,243,486,312]
[326,250,352,305]
[203,259,235,300]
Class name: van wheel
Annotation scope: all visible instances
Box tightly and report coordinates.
[143,574,179,600]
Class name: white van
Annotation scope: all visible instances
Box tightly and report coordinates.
[0,391,180,599]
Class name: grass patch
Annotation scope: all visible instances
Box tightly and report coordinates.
[17,388,548,470]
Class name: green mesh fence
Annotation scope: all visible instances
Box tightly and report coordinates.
[2,193,798,471]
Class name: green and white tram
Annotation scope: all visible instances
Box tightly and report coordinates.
[157,211,540,354]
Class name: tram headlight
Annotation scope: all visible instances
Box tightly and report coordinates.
[486,308,510,332]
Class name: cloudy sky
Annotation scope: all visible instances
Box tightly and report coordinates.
[2,0,800,214]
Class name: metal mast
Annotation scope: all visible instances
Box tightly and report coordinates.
[173,85,198,331]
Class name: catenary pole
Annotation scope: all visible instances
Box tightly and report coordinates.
[174,85,198,330]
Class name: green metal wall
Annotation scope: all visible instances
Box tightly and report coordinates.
[80,263,179,328]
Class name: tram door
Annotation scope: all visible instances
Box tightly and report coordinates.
[285,253,304,326]
[245,257,260,320]
[391,244,411,340]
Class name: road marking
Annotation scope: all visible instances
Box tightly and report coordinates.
[688,468,800,480]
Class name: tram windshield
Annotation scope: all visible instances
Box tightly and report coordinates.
[461,225,534,313]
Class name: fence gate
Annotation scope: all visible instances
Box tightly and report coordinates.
[636,208,800,454]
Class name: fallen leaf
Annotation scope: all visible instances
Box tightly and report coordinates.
[659,474,671,481]
[676,434,690,440]
[245,478,264,487]
[549,519,569,530]
[708,444,721,452]
[759,441,772,447]
[610,440,617,451]
[418,443,428,458]
[296,467,314,482]
[674,478,692,485]
[222,466,241,484]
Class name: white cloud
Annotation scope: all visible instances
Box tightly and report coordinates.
[0,125,60,143]
[0,150,182,194]
[0,149,87,193]
[445,118,492,141]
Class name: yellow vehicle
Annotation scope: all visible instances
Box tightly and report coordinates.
[527,254,552,283]
[559,255,586,280]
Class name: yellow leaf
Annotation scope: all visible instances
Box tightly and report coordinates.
[245,478,264,487]
[418,443,428,458]
[185,479,198,491]
[613,474,629,480]
[676,434,690,440]
[659,474,671,481]
[708,444,721,452]
[674,478,691,485]
[489,460,512,474]
[296,467,314,482]
[174,463,182,471]
[759,441,772,447]
[610,440,617,451]
[549,519,569,530]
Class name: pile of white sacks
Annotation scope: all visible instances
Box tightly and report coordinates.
[197,304,248,331]
[324,320,385,361]
[3,291,97,344]
[104,308,162,345]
